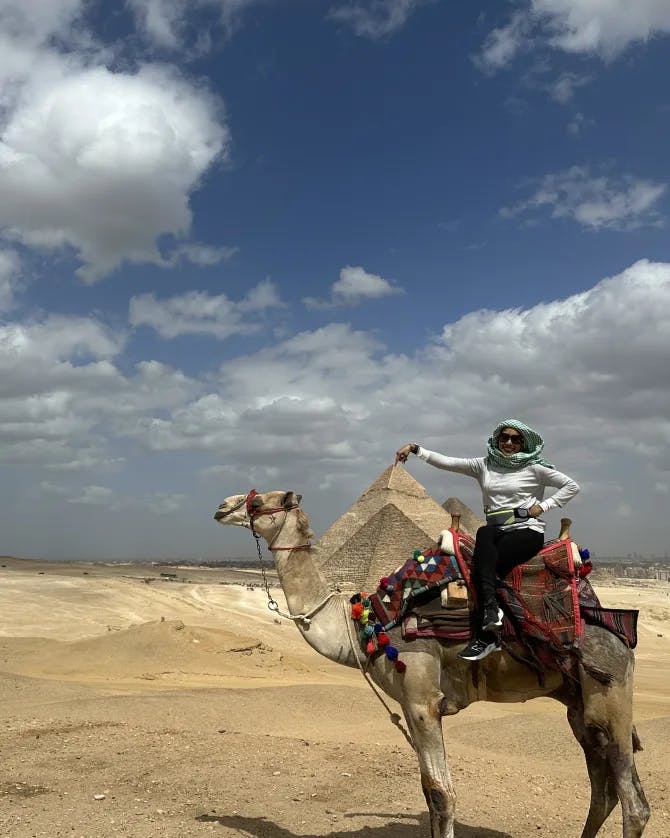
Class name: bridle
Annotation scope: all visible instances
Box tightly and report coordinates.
[218,489,332,626]
[216,488,414,747]
[244,489,312,552]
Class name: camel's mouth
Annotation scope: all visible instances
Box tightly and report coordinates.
[213,494,249,527]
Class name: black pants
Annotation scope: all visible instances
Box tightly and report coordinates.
[472,525,544,638]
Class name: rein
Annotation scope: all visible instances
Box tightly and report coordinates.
[246,488,311,552]
[223,489,413,747]
[243,489,333,626]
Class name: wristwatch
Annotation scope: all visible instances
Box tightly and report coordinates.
[410,443,419,455]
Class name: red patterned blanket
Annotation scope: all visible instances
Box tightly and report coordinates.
[367,531,638,659]
[370,532,583,652]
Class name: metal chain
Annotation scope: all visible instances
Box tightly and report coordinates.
[252,526,282,614]
[250,515,412,748]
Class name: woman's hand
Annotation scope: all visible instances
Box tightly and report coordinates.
[395,443,414,464]
[529,504,544,518]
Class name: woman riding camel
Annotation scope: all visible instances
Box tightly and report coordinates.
[396,419,580,662]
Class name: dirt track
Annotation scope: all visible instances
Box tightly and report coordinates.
[0,560,668,837]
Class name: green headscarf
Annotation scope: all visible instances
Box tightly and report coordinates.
[486,418,554,470]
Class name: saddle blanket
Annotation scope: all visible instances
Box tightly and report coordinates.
[370,532,583,651]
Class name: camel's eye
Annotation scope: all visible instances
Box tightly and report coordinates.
[251,495,263,508]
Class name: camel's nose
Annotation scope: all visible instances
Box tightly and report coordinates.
[214,509,225,521]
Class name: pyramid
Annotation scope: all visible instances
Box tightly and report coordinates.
[316,464,458,592]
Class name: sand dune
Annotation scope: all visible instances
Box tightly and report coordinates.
[0,560,668,837]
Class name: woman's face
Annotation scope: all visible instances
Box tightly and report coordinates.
[497,427,524,456]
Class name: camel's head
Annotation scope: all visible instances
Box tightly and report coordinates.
[213,490,311,539]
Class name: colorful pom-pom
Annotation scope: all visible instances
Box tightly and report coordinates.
[361,597,371,608]
[394,659,406,673]
[385,645,399,661]
[366,640,376,655]
[374,623,382,634]
[351,603,363,619]
[579,546,590,561]
[349,593,361,604]
[363,624,374,638]
[377,632,390,646]
[579,560,593,578]
[360,608,370,623]
[379,576,390,588]
[413,549,422,560]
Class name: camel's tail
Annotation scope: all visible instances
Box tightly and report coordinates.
[632,725,643,753]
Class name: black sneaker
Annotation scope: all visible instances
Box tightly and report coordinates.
[458,637,501,662]
[482,603,504,632]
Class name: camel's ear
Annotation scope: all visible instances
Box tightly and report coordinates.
[282,491,301,507]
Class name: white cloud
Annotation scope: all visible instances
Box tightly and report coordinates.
[0,0,85,46]
[68,485,114,505]
[478,0,670,71]
[0,64,228,281]
[128,0,266,49]
[475,10,532,73]
[0,314,197,468]
[0,1,229,281]
[164,243,238,267]
[1,261,670,554]
[549,72,592,104]
[303,265,404,309]
[500,166,667,231]
[125,260,670,554]
[0,249,21,311]
[129,279,283,339]
[328,0,429,40]
[566,112,594,137]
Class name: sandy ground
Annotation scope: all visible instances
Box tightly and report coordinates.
[0,557,668,838]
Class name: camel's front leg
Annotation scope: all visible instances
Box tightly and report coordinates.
[403,700,456,838]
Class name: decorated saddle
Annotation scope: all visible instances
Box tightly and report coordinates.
[351,527,638,677]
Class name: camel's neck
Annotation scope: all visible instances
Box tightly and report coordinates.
[261,514,357,667]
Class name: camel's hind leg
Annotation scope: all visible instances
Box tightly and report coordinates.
[567,701,619,837]
[576,647,650,837]
[403,700,456,838]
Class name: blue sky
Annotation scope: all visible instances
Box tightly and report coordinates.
[2,0,670,560]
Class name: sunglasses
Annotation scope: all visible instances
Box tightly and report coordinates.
[499,432,524,444]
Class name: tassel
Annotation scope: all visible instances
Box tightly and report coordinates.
[366,640,376,655]
[385,645,399,661]
[377,632,390,646]
[351,603,363,619]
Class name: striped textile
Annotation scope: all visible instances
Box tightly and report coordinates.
[581,606,639,649]
[453,532,582,650]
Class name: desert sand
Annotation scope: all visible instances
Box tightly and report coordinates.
[0,557,668,838]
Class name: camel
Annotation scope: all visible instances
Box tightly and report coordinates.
[213,489,650,838]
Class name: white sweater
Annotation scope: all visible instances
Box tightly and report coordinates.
[416,447,580,534]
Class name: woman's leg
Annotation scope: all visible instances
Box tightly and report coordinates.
[458,525,502,659]
[472,524,500,608]
[495,528,544,580]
